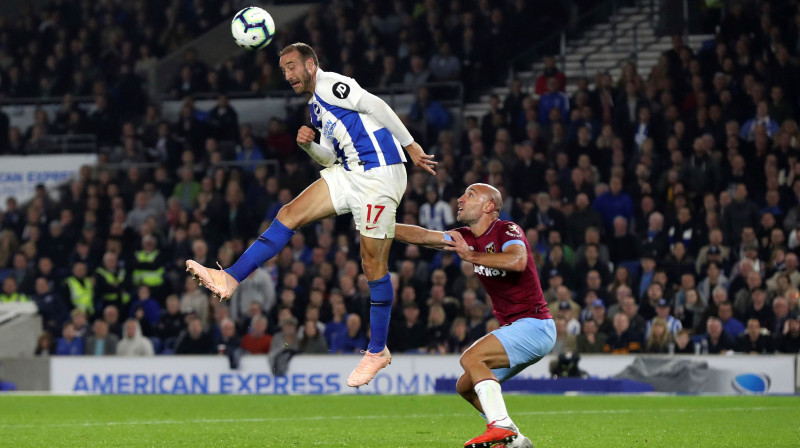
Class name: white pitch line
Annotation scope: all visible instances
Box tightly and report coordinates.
[0,406,792,430]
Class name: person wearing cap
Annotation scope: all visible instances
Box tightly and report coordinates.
[636,249,658,300]
[557,301,580,336]
[588,299,613,335]
[775,313,800,353]
[645,298,683,339]
[548,286,581,320]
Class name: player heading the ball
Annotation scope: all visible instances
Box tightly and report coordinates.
[186,43,436,388]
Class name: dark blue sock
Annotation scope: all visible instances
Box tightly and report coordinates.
[225,219,294,283]
[367,273,393,353]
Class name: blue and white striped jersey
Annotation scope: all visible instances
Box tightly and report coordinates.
[308,69,407,172]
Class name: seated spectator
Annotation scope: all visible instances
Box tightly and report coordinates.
[739,101,779,141]
[181,276,210,324]
[775,314,800,353]
[34,331,56,356]
[734,318,774,354]
[576,319,606,353]
[175,315,214,355]
[55,322,83,356]
[84,320,119,356]
[331,314,367,354]
[130,285,161,329]
[299,319,328,354]
[645,299,683,339]
[270,316,300,354]
[603,313,643,354]
[1,276,29,303]
[115,319,155,356]
[558,302,581,336]
[157,295,187,346]
[241,315,272,355]
[391,303,427,353]
[103,305,123,339]
[703,317,733,354]
[718,301,745,339]
[534,55,566,95]
[216,318,243,368]
[673,329,694,354]
[551,317,578,354]
[588,299,613,334]
[425,304,450,353]
[645,317,674,353]
[447,317,472,354]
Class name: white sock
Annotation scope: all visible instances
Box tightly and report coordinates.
[474,380,514,429]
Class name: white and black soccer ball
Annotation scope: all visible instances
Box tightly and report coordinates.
[231,7,275,51]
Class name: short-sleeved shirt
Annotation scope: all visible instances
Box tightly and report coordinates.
[453,220,552,325]
[308,69,407,172]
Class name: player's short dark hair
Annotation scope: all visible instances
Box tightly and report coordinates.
[280,43,319,68]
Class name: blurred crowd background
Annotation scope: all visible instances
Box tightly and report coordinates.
[1,0,800,362]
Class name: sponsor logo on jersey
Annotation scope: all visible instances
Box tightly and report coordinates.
[332,82,350,99]
[485,242,495,254]
[474,264,507,277]
[506,224,522,237]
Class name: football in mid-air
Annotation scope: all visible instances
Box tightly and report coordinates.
[231,7,275,50]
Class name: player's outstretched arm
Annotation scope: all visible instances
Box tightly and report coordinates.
[296,125,336,167]
[395,224,450,249]
[443,230,528,272]
[355,92,437,175]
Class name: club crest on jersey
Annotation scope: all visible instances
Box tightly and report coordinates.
[506,224,522,237]
[485,242,495,254]
[332,82,350,99]
[312,102,322,117]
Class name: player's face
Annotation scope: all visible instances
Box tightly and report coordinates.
[279,50,313,94]
[456,187,484,224]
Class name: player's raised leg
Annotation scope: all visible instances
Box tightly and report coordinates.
[186,178,336,300]
[346,234,393,387]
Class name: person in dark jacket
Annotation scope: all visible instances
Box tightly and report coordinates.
[175,315,214,354]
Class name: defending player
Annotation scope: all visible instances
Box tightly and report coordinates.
[394,184,555,448]
[186,43,436,387]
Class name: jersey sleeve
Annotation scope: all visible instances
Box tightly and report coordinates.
[315,73,366,111]
[497,222,526,252]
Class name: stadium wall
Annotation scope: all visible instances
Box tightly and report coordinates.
[41,354,798,396]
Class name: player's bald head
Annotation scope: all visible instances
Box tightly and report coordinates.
[469,183,503,215]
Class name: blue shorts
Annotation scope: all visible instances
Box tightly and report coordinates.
[490,318,556,382]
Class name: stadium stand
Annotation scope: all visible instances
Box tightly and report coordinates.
[1,0,800,361]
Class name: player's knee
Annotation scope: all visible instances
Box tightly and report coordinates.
[275,205,297,229]
[360,259,387,282]
[456,374,473,397]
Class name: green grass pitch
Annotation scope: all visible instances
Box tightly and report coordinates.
[1,394,799,447]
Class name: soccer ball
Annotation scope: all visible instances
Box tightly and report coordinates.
[231,7,275,51]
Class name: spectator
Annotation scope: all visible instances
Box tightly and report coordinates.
[718,301,745,339]
[673,329,695,354]
[539,78,570,126]
[735,318,774,354]
[129,285,161,329]
[331,314,367,354]
[391,302,427,353]
[603,313,643,354]
[180,276,210,324]
[156,295,187,345]
[407,86,451,145]
[419,189,454,232]
[175,315,214,354]
[55,322,84,356]
[0,276,29,303]
[576,319,606,353]
[216,318,243,367]
[84,320,119,356]
[592,176,634,233]
[116,319,155,356]
[739,101,779,141]
[299,319,329,354]
[425,304,450,353]
[775,314,800,353]
[645,317,674,353]
[229,267,276,323]
[703,317,734,354]
[269,316,300,354]
[241,315,272,354]
[34,332,56,356]
[551,317,578,354]
[534,55,566,95]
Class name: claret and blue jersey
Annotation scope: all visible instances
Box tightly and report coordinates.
[309,69,407,172]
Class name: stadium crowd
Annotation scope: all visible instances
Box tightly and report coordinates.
[1,0,800,361]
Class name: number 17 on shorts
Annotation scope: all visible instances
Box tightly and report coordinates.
[359,202,396,239]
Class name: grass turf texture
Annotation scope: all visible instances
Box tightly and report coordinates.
[1,395,798,447]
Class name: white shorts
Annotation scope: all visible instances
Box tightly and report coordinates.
[320,163,407,239]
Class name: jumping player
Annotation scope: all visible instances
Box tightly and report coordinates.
[394,183,555,448]
[186,43,436,387]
